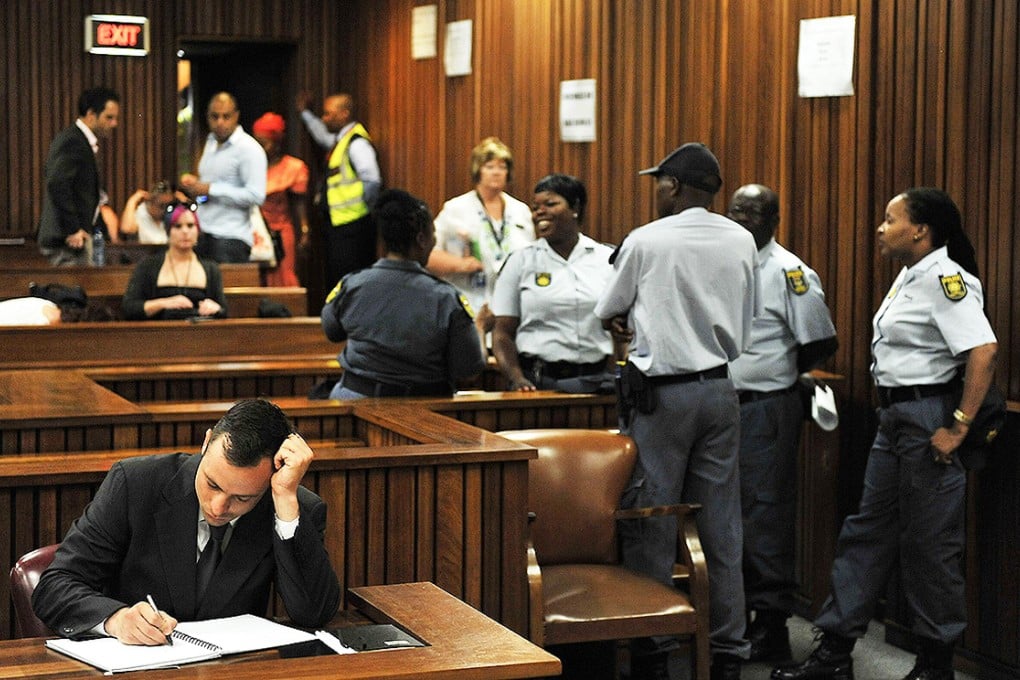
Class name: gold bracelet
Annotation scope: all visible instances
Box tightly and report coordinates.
[952,409,973,426]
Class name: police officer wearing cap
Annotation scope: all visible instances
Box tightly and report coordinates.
[727,184,838,662]
[774,188,997,680]
[595,143,761,680]
[321,189,485,399]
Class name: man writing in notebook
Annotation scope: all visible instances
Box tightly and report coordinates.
[33,399,341,644]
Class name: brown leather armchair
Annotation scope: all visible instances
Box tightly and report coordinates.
[498,429,710,680]
[9,543,59,638]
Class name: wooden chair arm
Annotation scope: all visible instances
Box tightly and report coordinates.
[614,502,702,521]
[526,535,545,647]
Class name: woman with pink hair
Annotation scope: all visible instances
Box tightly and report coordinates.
[121,203,226,320]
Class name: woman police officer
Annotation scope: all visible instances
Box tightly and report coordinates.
[775,188,997,680]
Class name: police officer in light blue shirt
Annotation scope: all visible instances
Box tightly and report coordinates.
[727,184,837,662]
[595,144,760,679]
[776,188,997,680]
[492,174,615,392]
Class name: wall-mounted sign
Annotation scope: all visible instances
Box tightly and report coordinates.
[559,79,596,142]
[85,14,149,56]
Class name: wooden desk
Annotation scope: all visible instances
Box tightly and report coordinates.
[85,286,309,318]
[0,582,561,679]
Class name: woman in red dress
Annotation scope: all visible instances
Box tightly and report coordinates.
[253,112,309,286]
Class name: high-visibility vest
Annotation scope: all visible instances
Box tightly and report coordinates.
[326,123,372,227]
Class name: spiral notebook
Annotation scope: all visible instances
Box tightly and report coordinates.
[45,613,316,673]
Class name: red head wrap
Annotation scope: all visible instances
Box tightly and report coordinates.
[252,112,286,141]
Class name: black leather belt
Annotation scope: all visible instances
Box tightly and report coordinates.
[876,380,957,408]
[518,355,606,381]
[648,365,728,386]
[340,371,452,398]
[738,383,799,404]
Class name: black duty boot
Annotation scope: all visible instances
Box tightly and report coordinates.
[748,610,793,662]
[770,631,855,680]
[710,653,742,680]
[629,651,671,680]
[902,638,955,680]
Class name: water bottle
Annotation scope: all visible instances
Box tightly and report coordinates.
[469,239,486,290]
[92,226,106,266]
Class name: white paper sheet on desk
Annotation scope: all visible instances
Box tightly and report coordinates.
[811,383,839,431]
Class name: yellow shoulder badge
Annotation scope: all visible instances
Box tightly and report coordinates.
[939,273,967,301]
[325,279,343,304]
[785,268,809,295]
[535,272,552,287]
[458,294,476,319]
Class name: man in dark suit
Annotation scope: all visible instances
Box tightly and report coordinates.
[37,87,120,266]
[33,399,341,644]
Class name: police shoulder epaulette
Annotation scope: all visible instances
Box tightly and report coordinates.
[785,267,809,295]
[939,271,967,301]
[324,278,344,304]
[457,293,476,319]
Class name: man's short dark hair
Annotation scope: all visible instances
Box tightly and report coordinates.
[78,87,119,117]
[209,399,296,467]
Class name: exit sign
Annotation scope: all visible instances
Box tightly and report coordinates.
[85,14,149,56]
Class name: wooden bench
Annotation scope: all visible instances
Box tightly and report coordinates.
[0,262,261,298]
[84,286,309,318]
[0,317,335,370]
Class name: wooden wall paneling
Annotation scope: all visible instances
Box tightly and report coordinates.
[415,466,437,585]
[0,491,9,639]
[462,463,484,610]
[366,468,389,584]
[481,462,503,622]
[435,465,466,599]
[346,468,369,590]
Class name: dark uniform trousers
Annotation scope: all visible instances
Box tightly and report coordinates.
[814,392,967,644]
[739,389,802,615]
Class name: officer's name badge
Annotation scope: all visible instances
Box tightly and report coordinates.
[535,272,552,287]
[458,294,476,319]
[939,273,967,301]
[785,268,809,295]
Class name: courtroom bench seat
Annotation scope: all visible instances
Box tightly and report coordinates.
[0,263,261,298]
[85,286,309,318]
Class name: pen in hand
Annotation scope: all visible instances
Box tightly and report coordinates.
[145,594,174,646]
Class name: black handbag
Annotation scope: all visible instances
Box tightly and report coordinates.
[269,227,285,265]
[955,383,1007,470]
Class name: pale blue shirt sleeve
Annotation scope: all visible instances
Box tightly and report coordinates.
[299,109,337,149]
[205,136,267,209]
[348,137,381,207]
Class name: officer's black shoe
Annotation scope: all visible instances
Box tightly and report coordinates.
[629,651,671,680]
[901,638,954,680]
[710,653,742,680]
[747,611,793,662]
[770,632,855,680]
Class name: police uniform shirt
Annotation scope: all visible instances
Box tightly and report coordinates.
[432,190,535,312]
[491,233,614,363]
[321,259,485,385]
[729,239,836,391]
[594,207,762,376]
[871,246,996,387]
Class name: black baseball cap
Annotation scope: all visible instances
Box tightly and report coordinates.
[638,142,722,193]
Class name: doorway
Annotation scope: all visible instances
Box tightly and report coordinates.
[176,40,297,176]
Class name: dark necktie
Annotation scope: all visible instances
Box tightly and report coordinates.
[195,523,229,602]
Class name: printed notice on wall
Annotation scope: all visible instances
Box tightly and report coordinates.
[559,79,596,142]
[444,20,473,76]
[411,5,437,60]
[797,15,856,97]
